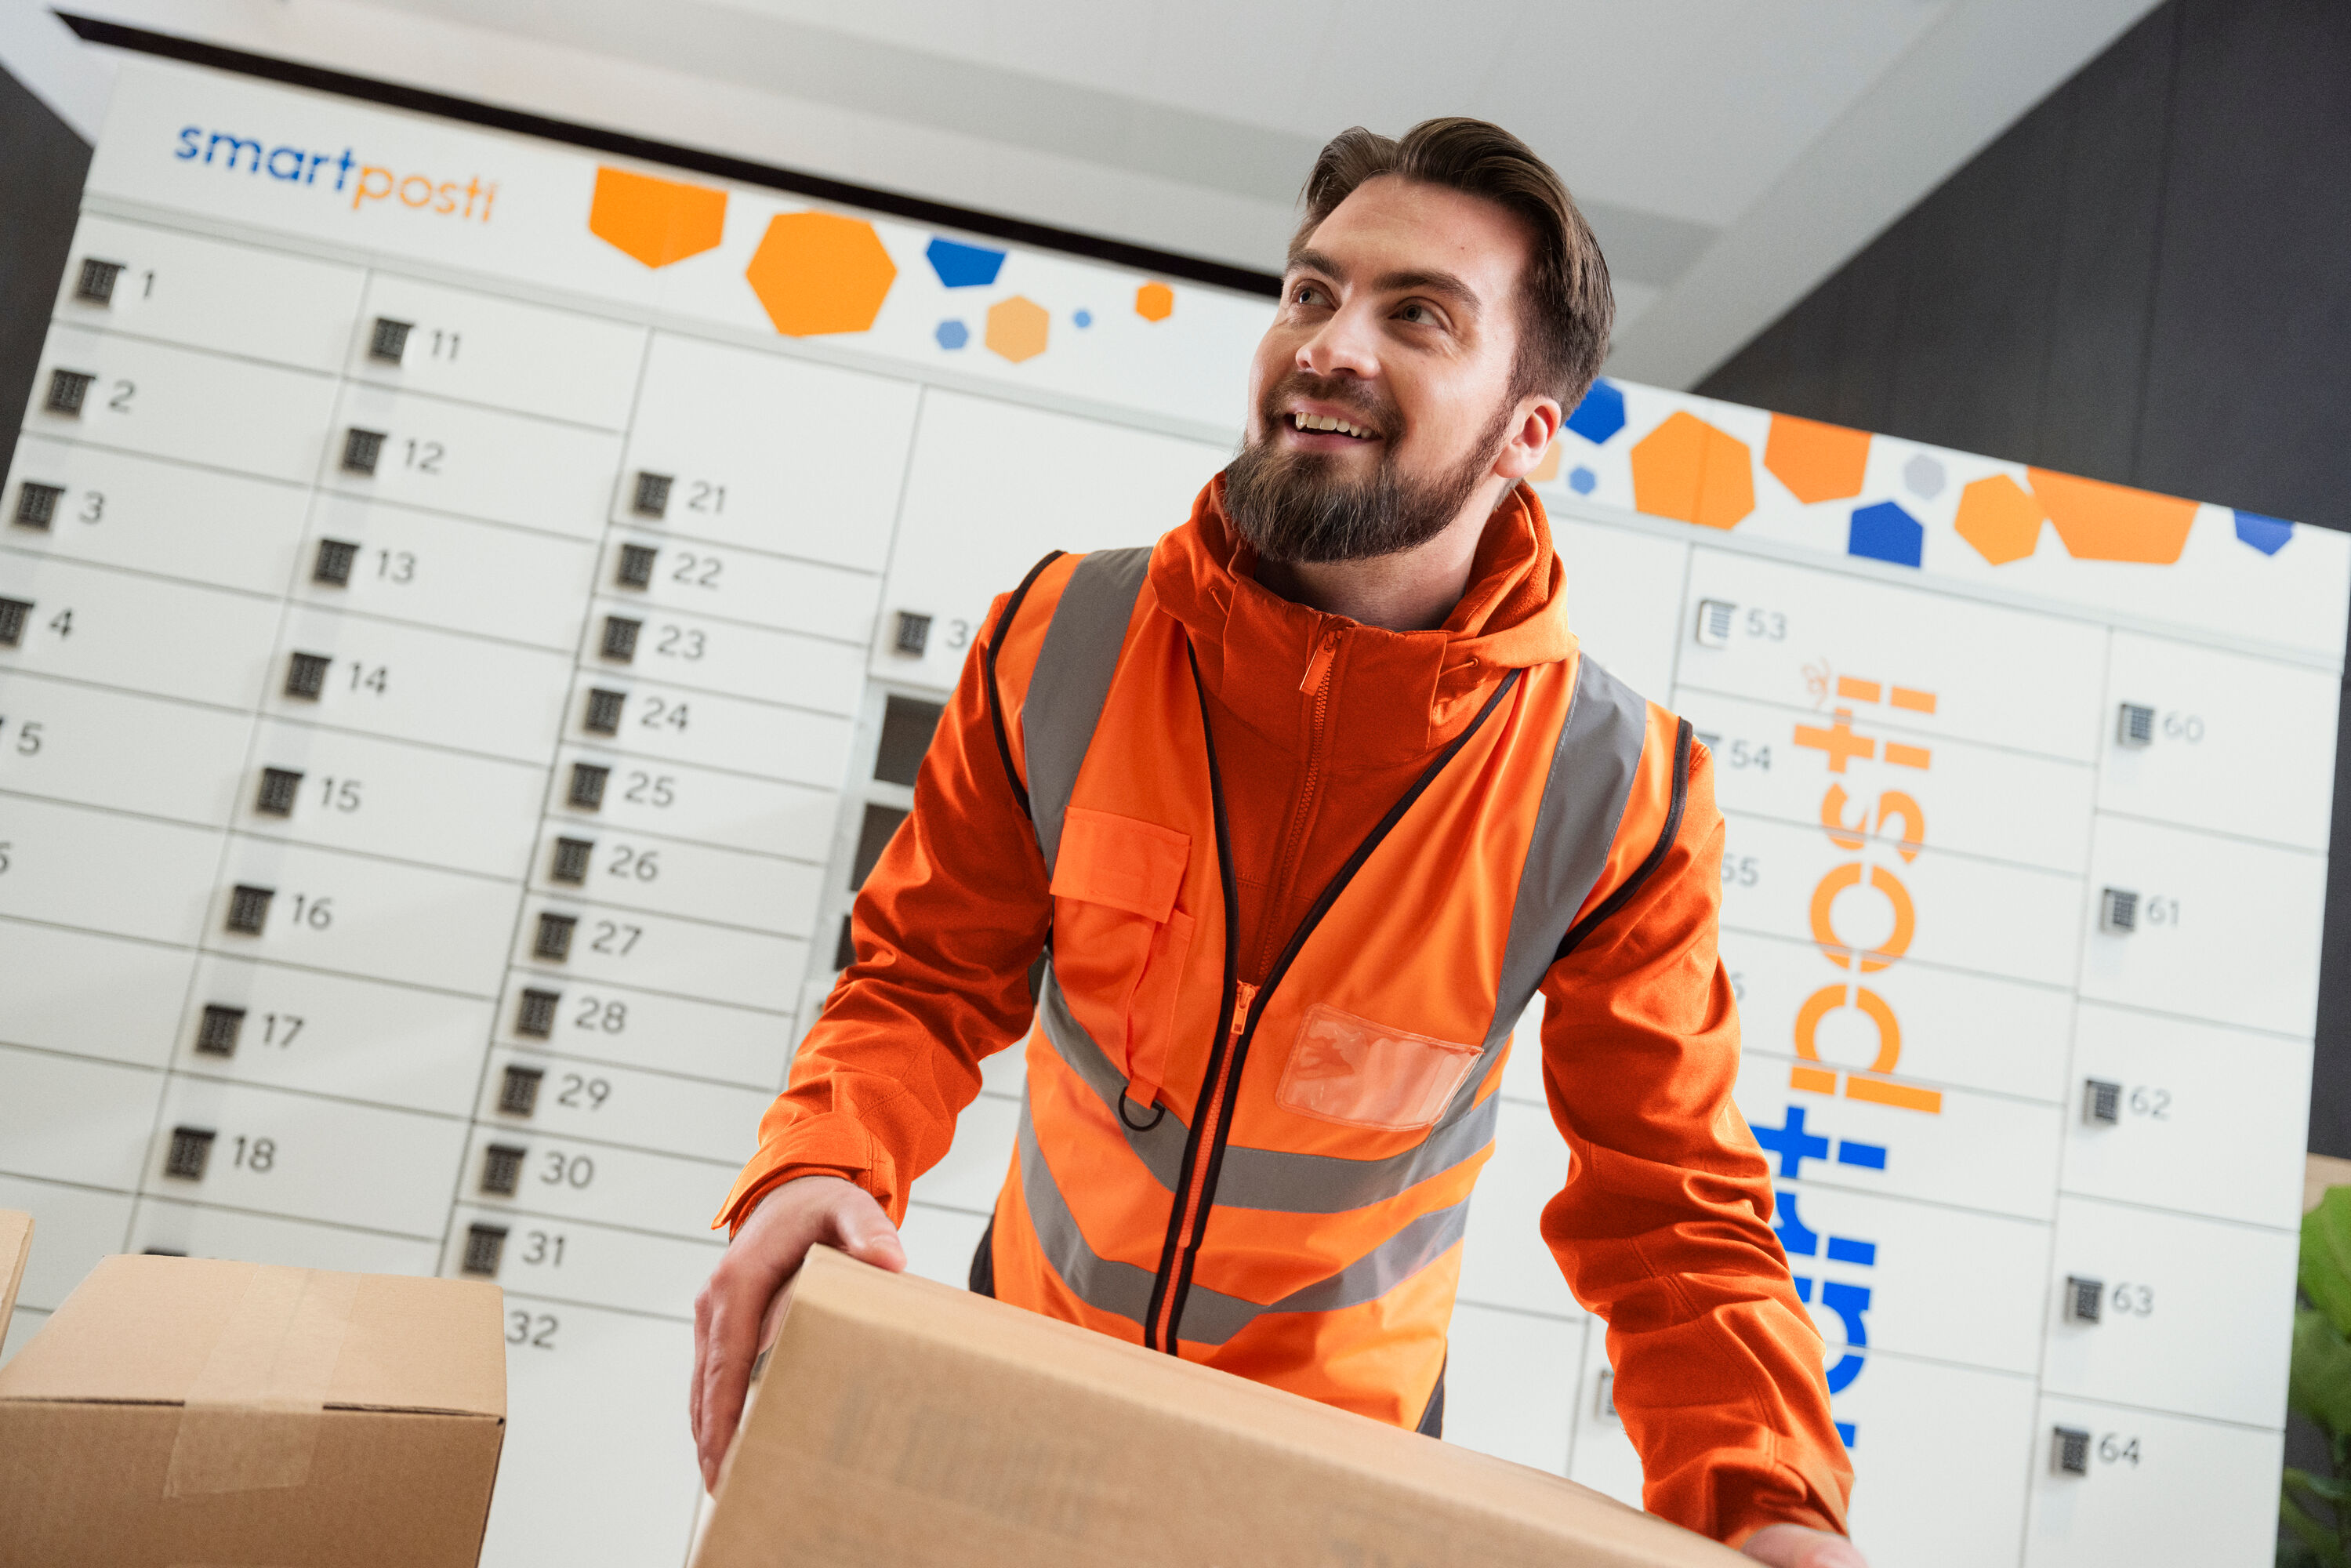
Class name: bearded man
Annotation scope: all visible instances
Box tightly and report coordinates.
[692,118,1863,1567]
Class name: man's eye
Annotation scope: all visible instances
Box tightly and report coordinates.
[1293,283,1326,307]
[1398,303,1431,325]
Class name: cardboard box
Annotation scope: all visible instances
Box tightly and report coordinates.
[695,1246,1747,1567]
[0,1212,506,1568]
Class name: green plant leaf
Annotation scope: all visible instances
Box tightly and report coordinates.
[2281,1493,2351,1568]
[2288,1466,2351,1504]
[2290,1309,2351,1435]
[2303,1189,2351,1337]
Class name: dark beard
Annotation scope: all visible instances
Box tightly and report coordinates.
[1224,379,1512,564]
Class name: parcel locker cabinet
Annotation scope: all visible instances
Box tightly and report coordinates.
[29,324,339,483]
[53,213,365,369]
[343,273,648,429]
[4,437,314,596]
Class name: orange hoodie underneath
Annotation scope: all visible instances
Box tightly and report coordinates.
[719,478,1853,1547]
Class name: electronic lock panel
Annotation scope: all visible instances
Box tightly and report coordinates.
[2,53,2340,1568]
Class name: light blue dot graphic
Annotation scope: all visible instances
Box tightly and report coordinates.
[1568,466,1598,495]
[934,319,970,350]
[1073,309,1094,328]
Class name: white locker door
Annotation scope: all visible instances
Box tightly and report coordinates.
[2024,1398,2281,1568]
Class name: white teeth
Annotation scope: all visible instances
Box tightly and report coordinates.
[1290,412,1370,438]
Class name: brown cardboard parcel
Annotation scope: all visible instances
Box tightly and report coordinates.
[0,1212,506,1568]
[695,1246,1747,1568]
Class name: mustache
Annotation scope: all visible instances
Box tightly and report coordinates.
[1259,372,1397,440]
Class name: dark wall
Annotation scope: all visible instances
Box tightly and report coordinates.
[0,60,92,474]
[1697,0,2351,1160]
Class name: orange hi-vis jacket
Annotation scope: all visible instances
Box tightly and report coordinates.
[718,480,1853,1546]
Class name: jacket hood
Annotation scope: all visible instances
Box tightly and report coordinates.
[1148,474,1579,766]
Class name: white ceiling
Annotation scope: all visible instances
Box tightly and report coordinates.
[7,0,2162,386]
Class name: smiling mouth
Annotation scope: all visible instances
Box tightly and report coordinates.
[1289,411,1378,440]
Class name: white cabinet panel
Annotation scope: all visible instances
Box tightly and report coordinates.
[0,793,220,944]
[600,532,880,644]
[0,915,196,1069]
[496,971,793,1092]
[296,495,600,649]
[621,332,922,572]
[554,679,851,789]
[512,898,804,1014]
[129,1196,439,1276]
[477,1295,701,1568]
[0,553,281,710]
[898,1200,989,1290]
[1500,990,1546,1108]
[1680,547,2108,761]
[1723,929,2073,1105]
[0,1172,132,1310]
[2099,630,2338,851]
[1834,1353,2037,1568]
[2024,1398,2281,1568]
[177,953,495,1118]
[546,743,836,862]
[148,1076,468,1238]
[906,1091,1018,1218]
[0,671,250,826]
[57,214,363,370]
[1459,1099,1580,1318]
[30,323,336,482]
[580,596,864,716]
[210,837,521,996]
[1732,1056,2064,1222]
[459,1126,734,1239]
[1684,688,2094,874]
[1720,812,2084,988]
[243,718,546,877]
[529,824,819,939]
[1444,1301,1582,1475]
[262,605,575,764]
[1555,517,1686,704]
[348,274,646,429]
[476,1045,773,1166]
[325,383,622,539]
[2063,1003,2309,1231]
[444,1203,720,1318]
[2078,813,2327,1036]
[2040,1196,2294,1428]
[875,389,1224,688]
[0,1042,160,1189]
[5,435,310,595]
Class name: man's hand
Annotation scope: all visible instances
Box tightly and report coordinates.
[690,1174,906,1490]
[1740,1524,1867,1567]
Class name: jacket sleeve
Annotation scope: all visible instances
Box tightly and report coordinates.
[1534,738,1854,1547]
[713,586,1052,1232]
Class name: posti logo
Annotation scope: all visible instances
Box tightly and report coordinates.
[172,125,500,221]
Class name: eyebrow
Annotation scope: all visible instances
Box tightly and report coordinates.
[1288,248,1483,319]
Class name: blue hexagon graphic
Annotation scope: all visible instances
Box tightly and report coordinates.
[1564,379,1626,445]
[1073,309,1094,328]
[1849,500,1922,568]
[934,318,970,350]
[2234,510,2293,555]
[926,238,1006,289]
[1568,465,1598,495]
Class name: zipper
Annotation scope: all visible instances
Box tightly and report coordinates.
[1252,624,1341,980]
[1145,644,1525,1354]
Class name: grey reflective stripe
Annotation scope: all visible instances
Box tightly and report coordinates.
[1443,655,1650,1116]
[1018,1098,1470,1348]
[1036,960,1501,1214]
[1021,546,1152,874]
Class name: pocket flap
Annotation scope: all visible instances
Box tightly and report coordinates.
[1051,808,1191,922]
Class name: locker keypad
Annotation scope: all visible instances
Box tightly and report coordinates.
[0,597,30,648]
[480,1142,526,1196]
[2117,702,2156,748]
[2099,887,2138,934]
[894,612,931,657]
[225,884,275,935]
[165,1126,216,1181]
[534,911,578,960]
[341,426,386,475]
[1694,598,1736,647]
[568,762,610,810]
[13,481,62,530]
[616,543,658,589]
[313,537,360,586]
[284,652,332,699]
[2065,1276,2105,1324]
[499,1064,546,1116]
[255,767,304,817]
[551,837,593,884]
[74,257,125,305]
[2082,1079,2122,1126]
[44,368,94,416]
[600,615,641,662]
[515,987,561,1038]
[196,1004,247,1057]
[369,316,414,364]
[461,1221,507,1275]
[632,471,672,518]
[2052,1425,2092,1476]
[584,688,626,735]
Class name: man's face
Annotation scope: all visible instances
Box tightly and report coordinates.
[1227,176,1555,564]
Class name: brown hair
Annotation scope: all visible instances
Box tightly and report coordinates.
[1293,118,1613,408]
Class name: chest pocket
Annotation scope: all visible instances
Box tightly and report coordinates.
[1049,808,1197,1108]
[1277,1003,1484,1133]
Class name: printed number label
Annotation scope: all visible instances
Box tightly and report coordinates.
[506,1310,558,1348]
[263,1013,304,1047]
[607,845,659,882]
[574,995,626,1033]
[624,772,675,808]
[2108,1283,2154,1317]
[375,550,416,584]
[1744,608,1787,641]
[347,662,390,696]
[9,721,41,756]
[638,698,688,732]
[2144,896,2182,927]
[107,380,135,413]
[944,619,972,652]
[230,1135,276,1172]
[401,439,444,474]
[2097,1433,2141,1466]
[655,625,706,661]
[2161,712,2205,743]
[78,492,103,524]
[0,841,11,875]
[539,1151,594,1189]
[686,481,726,514]
[2128,1086,2171,1120]
[521,1230,564,1268]
[556,1074,611,1110]
[590,920,642,956]
[317,777,362,812]
[1721,740,1771,771]
[669,552,722,589]
[289,894,333,931]
[1722,855,1760,888]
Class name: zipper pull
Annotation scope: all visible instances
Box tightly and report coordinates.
[1298,627,1341,694]
[1230,981,1259,1040]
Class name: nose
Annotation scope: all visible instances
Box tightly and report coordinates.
[1297,299,1380,382]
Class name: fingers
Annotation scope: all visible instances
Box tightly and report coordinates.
[825,1184,907,1273]
[1737,1525,1869,1568]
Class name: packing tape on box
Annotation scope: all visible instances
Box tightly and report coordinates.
[164,1264,358,1497]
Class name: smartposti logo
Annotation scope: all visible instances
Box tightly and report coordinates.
[172,125,500,222]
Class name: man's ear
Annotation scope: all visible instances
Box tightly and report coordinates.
[1492,394,1564,481]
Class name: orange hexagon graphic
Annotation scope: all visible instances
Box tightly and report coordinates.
[1527,440,1562,485]
[985,296,1050,363]
[589,166,727,269]
[1764,413,1870,503]
[2027,468,2198,564]
[1135,281,1174,321]
[1631,411,1754,530]
[745,212,897,337]
[1954,474,2046,565]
